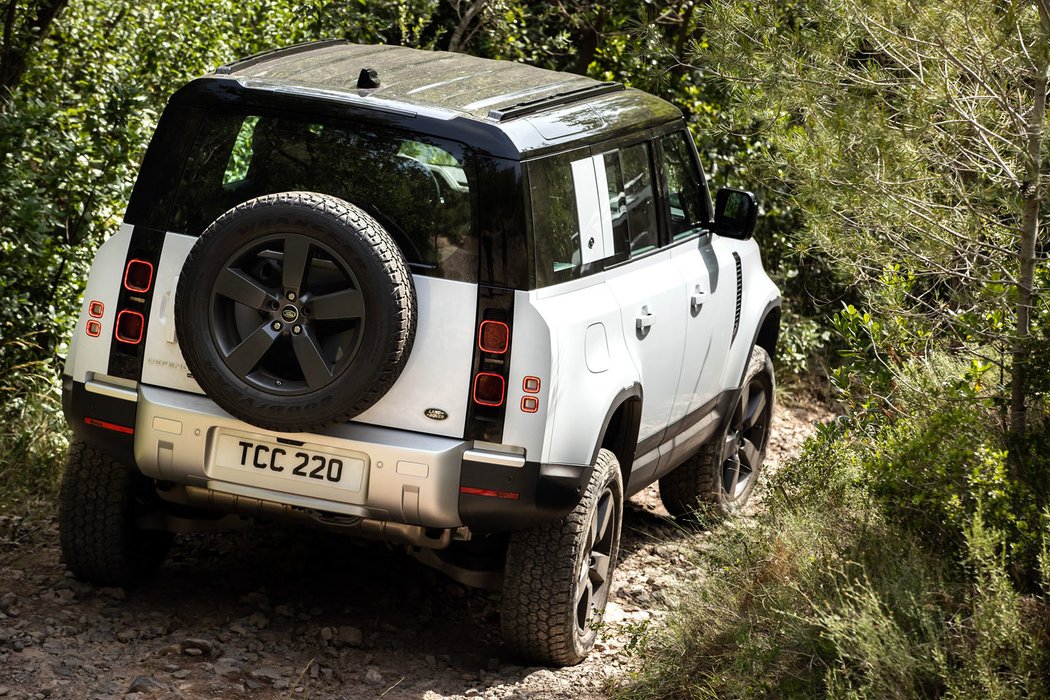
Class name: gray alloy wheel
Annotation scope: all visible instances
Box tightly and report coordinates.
[175,192,416,432]
[659,346,775,518]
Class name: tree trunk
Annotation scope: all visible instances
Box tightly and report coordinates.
[448,0,485,53]
[1009,63,1048,437]
[0,0,68,105]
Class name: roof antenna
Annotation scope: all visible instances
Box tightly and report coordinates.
[357,68,380,89]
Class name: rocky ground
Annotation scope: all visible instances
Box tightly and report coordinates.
[0,400,830,700]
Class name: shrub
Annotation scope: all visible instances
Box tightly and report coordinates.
[0,347,68,511]
[618,406,1050,699]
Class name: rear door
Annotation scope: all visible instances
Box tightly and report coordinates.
[596,142,688,461]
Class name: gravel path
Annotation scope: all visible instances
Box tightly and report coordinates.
[0,401,829,700]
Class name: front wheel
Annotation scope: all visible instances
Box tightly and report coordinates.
[500,449,623,666]
[58,440,173,585]
[659,345,775,519]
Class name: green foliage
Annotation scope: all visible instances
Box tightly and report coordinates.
[619,411,1050,699]
[0,349,67,510]
[697,0,1050,431]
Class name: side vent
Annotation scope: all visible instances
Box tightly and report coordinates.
[732,252,742,342]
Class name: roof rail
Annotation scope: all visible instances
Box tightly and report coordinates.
[486,82,625,122]
[215,39,348,76]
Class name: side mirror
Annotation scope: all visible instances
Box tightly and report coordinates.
[713,188,757,240]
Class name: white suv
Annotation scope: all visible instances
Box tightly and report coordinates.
[59,41,781,665]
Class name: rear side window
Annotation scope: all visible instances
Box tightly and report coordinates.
[602,143,658,257]
[529,151,584,287]
[620,143,658,255]
[659,131,709,239]
[168,112,478,281]
[529,141,662,288]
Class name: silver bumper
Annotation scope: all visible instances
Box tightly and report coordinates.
[135,384,470,527]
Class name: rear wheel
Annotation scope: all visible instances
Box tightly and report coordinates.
[659,345,774,519]
[501,449,623,666]
[58,440,173,585]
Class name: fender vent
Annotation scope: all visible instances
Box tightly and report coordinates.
[732,252,742,342]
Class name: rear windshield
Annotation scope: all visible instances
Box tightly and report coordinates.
[166,112,478,281]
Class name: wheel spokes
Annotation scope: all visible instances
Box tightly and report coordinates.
[576,570,594,631]
[590,552,611,587]
[282,236,313,292]
[224,323,279,377]
[734,380,750,430]
[214,268,276,310]
[723,457,742,499]
[739,437,760,472]
[309,287,364,321]
[742,386,768,432]
[292,329,334,389]
[591,491,613,548]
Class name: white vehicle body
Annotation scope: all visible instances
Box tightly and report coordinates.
[60,41,781,666]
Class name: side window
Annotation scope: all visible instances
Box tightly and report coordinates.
[530,152,582,287]
[529,142,661,288]
[620,143,658,255]
[601,153,631,260]
[601,143,658,258]
[659,131,708,240]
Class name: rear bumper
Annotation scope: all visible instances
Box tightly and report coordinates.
[63,378,588,532]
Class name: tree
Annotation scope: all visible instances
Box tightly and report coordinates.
[0,0,67,106]
[699,0,1050,437]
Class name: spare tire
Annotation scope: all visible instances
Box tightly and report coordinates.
[175,192,416,432]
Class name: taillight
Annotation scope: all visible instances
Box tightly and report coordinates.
[473,372,506,406]
[86,320,102,337]
[88,300,105,318]
[466,291,515,442]
[477,320,509,354]
[123,259,154,293]
[115,310,145,344]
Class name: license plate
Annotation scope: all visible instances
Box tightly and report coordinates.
[213,433,366,493]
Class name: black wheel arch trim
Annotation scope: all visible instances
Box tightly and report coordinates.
[739,298,781,386]
[590,383,643,467]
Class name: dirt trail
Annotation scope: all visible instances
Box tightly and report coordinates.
[0,401,830,700]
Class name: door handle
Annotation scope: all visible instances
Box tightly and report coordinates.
[635,305,655,335]
[690,286,706,315]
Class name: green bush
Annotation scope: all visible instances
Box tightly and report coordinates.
[619,404,1050,699]
[0,346,68,510]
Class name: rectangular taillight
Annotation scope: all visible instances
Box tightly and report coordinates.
[477,319,509,354]
[123,259,154,293]
[473,372,506,407]
[114,309,145,344]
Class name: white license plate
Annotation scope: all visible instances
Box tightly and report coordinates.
[214,433,366,493]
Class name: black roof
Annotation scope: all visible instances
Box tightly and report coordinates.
[182,41,683,159]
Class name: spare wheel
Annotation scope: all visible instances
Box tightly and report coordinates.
[175,192,416,432]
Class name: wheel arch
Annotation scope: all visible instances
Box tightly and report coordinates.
[738,299,781,385]
[756,303,781,360]
[592,383,643,488]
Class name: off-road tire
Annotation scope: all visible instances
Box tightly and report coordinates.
[175,192,416,432]
[500,449,623,666]
[58,440,173,585]
[659,345,775,519]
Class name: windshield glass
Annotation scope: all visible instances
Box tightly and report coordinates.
[167,112,478,281]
